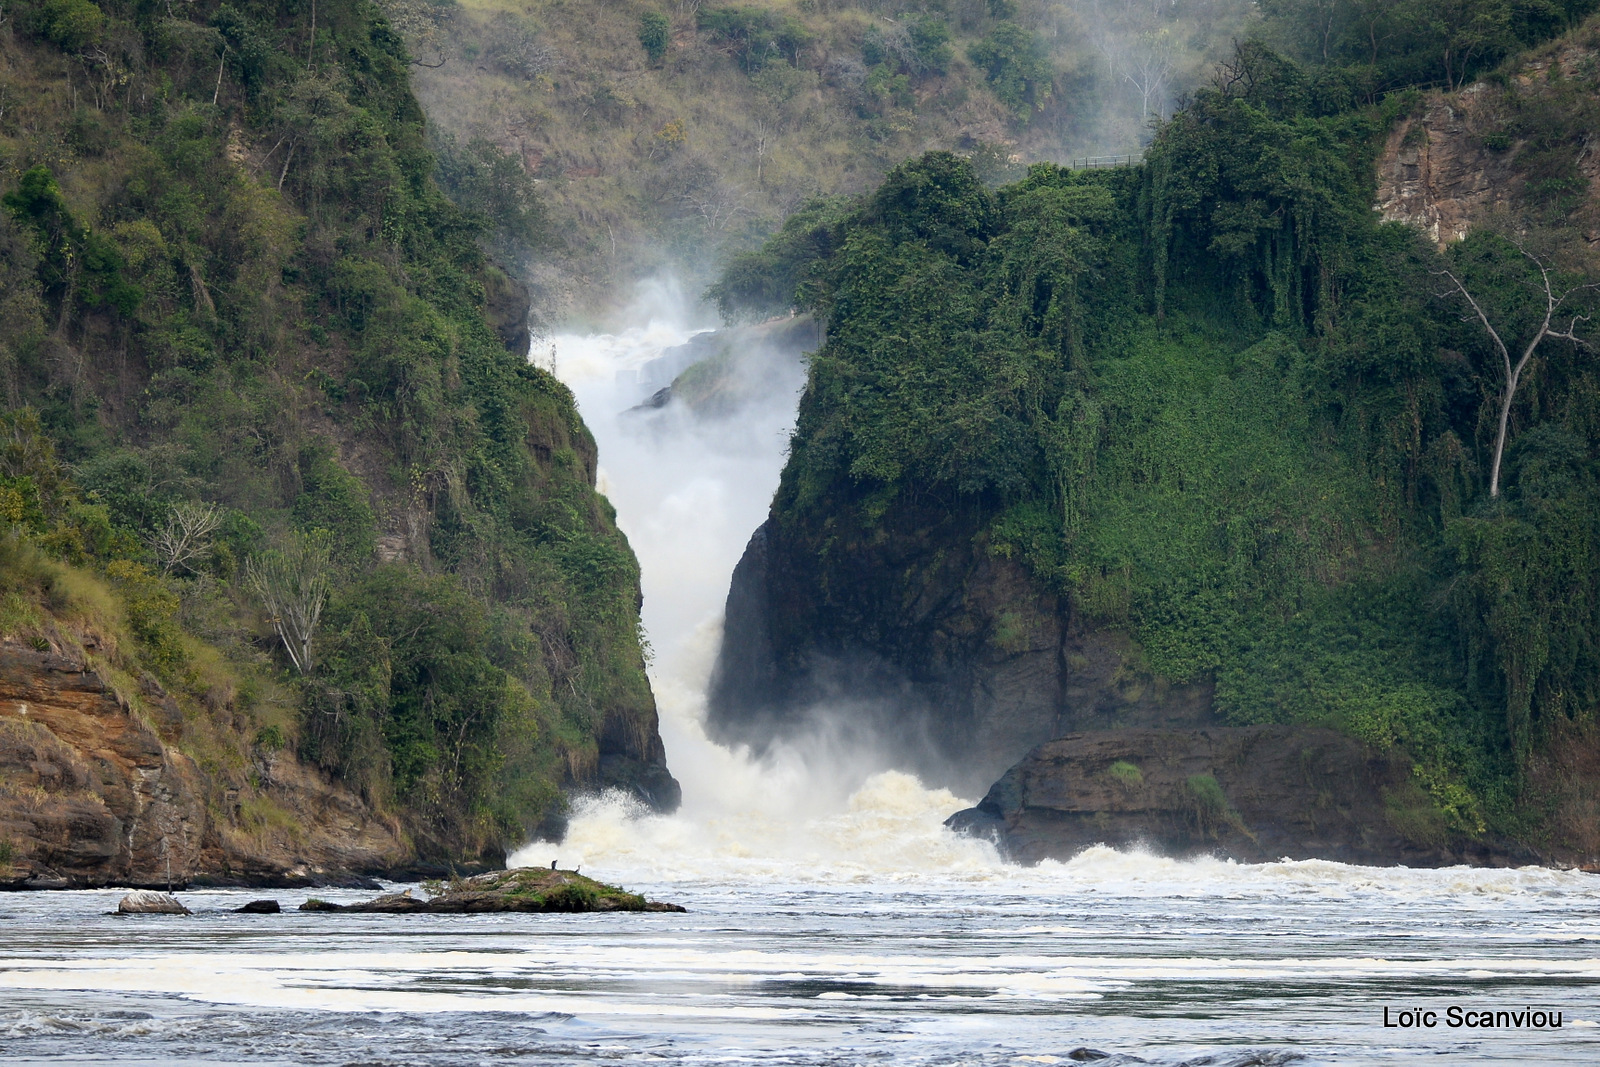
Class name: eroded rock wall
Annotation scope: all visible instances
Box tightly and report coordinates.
[0,644,408,889]
[708,514,1214,795]
[1376,41,1600,249]
[947,727,1536,867]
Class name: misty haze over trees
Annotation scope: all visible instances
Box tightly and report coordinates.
[387,0,1600,321]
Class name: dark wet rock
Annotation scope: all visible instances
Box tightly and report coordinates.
[298,898,343,911]
[628,386,674,412]
[317,868,686,914]
[235,899,281,913]
[947,727,1536,867]
[118,890,190,914]
[342,889,427,913]
[1066,1051,1110,1063]
[482,263,531,356]
[710,514,1215,796]
[595,750,682,815]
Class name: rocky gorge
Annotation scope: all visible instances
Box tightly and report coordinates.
[707,26,1600,870]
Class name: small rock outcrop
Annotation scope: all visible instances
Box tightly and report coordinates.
[117,890,190,914]
[236,899,281,913]
[310,868,686,914]
[947,727,1532,867]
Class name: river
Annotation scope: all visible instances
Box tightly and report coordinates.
[2,293,1597,1065]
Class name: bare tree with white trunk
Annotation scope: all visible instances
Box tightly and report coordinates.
[246,529,333,675]
[1437,247,1595,499]
[1118,29,1177,121]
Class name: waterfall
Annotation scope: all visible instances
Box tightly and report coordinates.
[508,281,1004,882]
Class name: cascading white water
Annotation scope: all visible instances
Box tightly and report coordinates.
[510,280,1003,883]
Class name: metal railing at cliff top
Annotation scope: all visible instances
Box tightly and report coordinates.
[1065,152,1144,170]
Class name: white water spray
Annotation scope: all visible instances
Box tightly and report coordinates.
[508,280,1006,883]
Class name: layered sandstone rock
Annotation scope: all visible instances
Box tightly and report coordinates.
[0,643,407,889]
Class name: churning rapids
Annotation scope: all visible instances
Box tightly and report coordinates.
[3,288,1598,1066]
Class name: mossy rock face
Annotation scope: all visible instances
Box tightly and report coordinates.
[327,868,683,914]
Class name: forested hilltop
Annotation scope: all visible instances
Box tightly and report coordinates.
[0,0,675,884]
[389,0,1598,322]
[710,15,1600,862]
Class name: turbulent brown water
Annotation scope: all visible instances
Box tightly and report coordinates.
[4,294,1596,1066]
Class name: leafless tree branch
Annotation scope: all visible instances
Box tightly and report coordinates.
[1436,246,1597,497]
[150,501,224,575]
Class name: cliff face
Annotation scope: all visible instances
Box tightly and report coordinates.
[707,36,1600,866]
[710,508,1214,795]
[946,727,1538,868]
[0,644,407,889]
[1376,34,1600,248]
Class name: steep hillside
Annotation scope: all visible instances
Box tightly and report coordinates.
[387,0,1263,321]
[0,0,675,886]
[1376,31,1600,247]
[386,0,1600,322]
[708,27,1600,866]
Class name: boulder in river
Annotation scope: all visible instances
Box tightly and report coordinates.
[117,890,190,914]
[235,899,281,913]
[309,868,686,913]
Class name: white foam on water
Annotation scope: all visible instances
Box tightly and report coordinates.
[6,282,1600,1065]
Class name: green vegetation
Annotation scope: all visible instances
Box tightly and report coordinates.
[401,867,654,910]
[1184,774,1253,840]
[1259,0,1599,90]
[968,21,1051,119]
[638,11,669,66]
[1107,760,1143,789]
[715,24,1600,848]
[1,0,661,859]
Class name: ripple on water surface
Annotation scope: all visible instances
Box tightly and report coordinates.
[2,822,1598,1066]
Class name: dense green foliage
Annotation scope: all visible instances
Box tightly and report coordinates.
[1260,0,1600,90]
[967,21,1052,119]
[638,11,670,66]
[717,40,1600,839]
[695,5,811,74]
[0,0,657,856]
